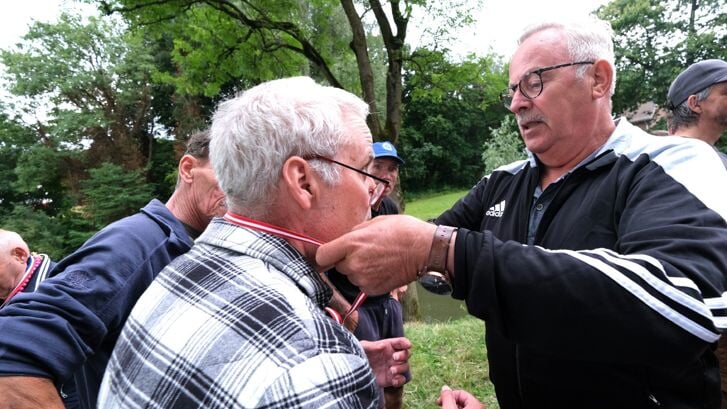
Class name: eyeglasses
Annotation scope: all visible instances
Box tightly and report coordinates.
[500,61,594,108]
[307,156,390,210]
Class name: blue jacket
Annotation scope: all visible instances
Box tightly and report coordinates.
[0,199,193,409]
[437,120,727,409]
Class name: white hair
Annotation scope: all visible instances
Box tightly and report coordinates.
[519,16,617,96]
[0,229,28,254]
[209,76,369,218]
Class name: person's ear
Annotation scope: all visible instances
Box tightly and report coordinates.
[686,94,702,114]
[281,156,316,210]
[11,246,29,264]
[591,59,612,99]
[178,155,198,184]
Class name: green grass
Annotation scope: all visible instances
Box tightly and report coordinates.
[398,190,498,407]
[403,189,469,221]
[403,316,498,408]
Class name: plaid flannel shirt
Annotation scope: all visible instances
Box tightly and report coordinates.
[98,218,380,408]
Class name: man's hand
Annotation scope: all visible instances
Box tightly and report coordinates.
[438,385,485,409]
[0,376,64,409]
[316,215,436,295]
[360,337,412,388]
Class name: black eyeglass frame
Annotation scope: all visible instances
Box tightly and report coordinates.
[500,61,595,108]
[306,155,390,187]
[306,155,391,210]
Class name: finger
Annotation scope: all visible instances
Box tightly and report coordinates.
[389,362,409,376]
[389,336,413,350]
[390,374,406,388]
[315,235,351,268]
[438,385,454,407]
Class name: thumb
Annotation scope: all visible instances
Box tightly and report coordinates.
[316,236,349,269]
[438,385,454,407]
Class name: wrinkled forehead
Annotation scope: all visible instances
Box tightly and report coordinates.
[510,30,569,81]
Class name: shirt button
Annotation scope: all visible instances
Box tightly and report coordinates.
[535,203,544,211]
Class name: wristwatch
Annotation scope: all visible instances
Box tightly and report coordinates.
[418,225,456,295]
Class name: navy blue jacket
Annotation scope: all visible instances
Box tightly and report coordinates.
[0,199,193,409]
[437,120,727,409]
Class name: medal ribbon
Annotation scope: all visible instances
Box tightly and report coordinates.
[2,255,42,308]
[223,212,367,326]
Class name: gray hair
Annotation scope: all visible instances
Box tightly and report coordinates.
[668,86,712,133]
[175,129,212,189]
[519,17,617,96]
[209,76,369,218]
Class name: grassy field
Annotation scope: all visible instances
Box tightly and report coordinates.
[403,190,469,221]
[403,317,499,408]
[400,190,499,408]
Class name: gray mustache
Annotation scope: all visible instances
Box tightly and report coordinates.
[516,112,547,126]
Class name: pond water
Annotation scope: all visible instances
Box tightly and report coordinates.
[414,281,469,323]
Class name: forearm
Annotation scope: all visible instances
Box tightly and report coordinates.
[0,376,64,409]
[452,228,719,367]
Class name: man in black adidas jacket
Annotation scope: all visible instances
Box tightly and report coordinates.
[318,16,727,409]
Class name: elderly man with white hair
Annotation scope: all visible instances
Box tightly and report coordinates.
[98,76,411,409]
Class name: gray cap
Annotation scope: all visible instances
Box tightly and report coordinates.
[667,59,727,110]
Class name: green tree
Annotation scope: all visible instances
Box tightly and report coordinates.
[81,163,154,230]
[1,13,163,170]
[98,0,482,143]
[598,0,727,113]
[399,50,509,192]
[482,115,526,174]
[0,110,36,212]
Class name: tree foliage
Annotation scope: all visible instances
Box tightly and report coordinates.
[0,13,179,258]
[98,0,482,143]
[598,0,727,113]
[81,163,154,230]
[398,50,509,192]
[481,115,526,175]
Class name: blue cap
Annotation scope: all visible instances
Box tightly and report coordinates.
[372,141,404,165]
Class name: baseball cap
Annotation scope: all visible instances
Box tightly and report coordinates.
[372,141,404,165]
[667,59,727,110]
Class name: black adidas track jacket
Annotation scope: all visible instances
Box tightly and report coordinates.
[437,119,727,409]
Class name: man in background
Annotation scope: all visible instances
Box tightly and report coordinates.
[327,140,409,409]
[0,129,226,409]
[668,58,727,408]
[667,59,727,167]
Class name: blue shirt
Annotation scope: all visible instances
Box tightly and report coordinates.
[0,199,193,409]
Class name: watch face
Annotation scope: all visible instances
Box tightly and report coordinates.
[419,271,452,295]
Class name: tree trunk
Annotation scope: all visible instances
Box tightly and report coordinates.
[340,0,384,139]
[686,0,698,64]
[369,0,408,144]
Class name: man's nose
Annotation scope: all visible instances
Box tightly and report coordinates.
[509,88,531,113]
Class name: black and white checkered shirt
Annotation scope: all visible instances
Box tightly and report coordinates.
[98,218,380,408]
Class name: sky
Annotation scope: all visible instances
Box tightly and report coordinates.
[456,0,609,57]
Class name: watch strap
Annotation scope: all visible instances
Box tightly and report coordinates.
[419,225,456,278]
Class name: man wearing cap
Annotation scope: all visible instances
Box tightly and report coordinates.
[326,140,409,409]
[668,59,727,408]
[667,59,727,168]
